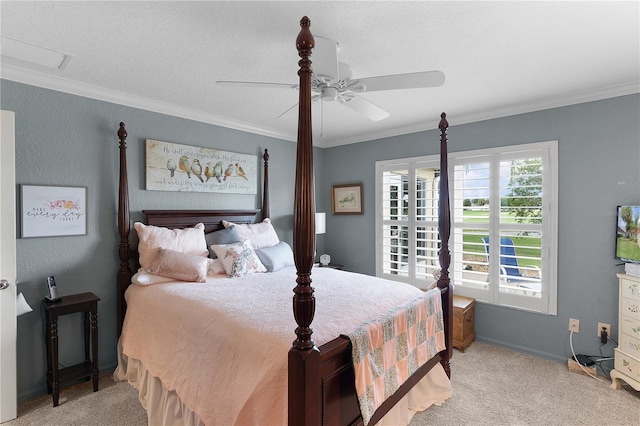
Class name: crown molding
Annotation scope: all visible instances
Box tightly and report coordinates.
[0,64,296,143]
[319,81,640,148]
[2,64,637,149]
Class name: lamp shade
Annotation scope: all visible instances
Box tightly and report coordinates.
[315,212,326,235]
[17,292,33,316]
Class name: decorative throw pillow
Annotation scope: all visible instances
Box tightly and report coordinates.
[222,218,279,249]
[134,222,208,269]
[255,241,295,272]
[210,240,267,278]
[146,248,210,283]
[205,226,242,258]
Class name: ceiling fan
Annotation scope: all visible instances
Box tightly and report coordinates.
[216,36,445,122]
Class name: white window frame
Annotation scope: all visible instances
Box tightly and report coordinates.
[375,140,558,315]
[375,156,441,289]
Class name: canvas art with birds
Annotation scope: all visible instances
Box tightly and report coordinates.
[146,139,257,194]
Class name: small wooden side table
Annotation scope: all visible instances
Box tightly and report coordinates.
[44,292,100,407]
[453,295,475,352]
[316,262,345,270]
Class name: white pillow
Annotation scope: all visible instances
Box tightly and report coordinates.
[222,218,279,249]
[132,259,224,285]
[134,222,208,269]
[210,240,267,278]
[132,269,175,286]
[146,248,210,283]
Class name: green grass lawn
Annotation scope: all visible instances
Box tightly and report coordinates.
[461,209,541,267]
[617,236,640,261]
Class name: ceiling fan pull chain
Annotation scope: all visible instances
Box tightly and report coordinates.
[320,98,325,139]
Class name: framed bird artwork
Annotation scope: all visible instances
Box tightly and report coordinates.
[331,183,363,215]
[144,139,257,194]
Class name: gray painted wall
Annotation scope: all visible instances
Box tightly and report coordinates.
[3,78,639,400]
[321,94,640,364]
[1,80,326,400]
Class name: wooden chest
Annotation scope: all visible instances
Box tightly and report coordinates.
[610,273,640,391]
[453,295,475,352]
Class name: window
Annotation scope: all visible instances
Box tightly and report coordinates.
[377,158,441,288]
[376,141,558,314]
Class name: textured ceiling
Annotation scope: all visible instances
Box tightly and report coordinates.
[1,1,639,147]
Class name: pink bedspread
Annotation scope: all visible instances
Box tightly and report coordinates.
[347,289,445,426]
[118,267,443,425]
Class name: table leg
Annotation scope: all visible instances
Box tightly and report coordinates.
[45,310,52,394]
[83,311,90,362]
[50,319,59,407]
[90,308,99,392]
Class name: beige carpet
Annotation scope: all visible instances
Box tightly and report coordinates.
[7,342,639,426]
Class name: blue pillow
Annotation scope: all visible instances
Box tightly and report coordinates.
[206,226,241,258]
[254,242,295,272]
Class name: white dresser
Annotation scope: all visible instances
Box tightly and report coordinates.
[610,273,640,391]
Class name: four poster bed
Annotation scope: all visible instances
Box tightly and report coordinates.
[114,16,453,426]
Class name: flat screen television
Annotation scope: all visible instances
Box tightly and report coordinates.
[616,205,640,264]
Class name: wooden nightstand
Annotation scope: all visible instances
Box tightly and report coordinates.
[453,295,475,352]
[315,262,345,270]
[44,292,100,407]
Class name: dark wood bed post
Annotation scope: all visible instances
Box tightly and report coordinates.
[288,16,321,426]
[117,122,133,337]
[262,149,270,219]
[437,113,453,378]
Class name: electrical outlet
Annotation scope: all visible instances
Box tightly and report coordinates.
[568,318,580,332]
[598,322,611,337]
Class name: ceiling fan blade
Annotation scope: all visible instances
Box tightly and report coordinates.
[216,81,299,90]
[349,70,445,92]
[312,36,339,81]
[339,94,390,121]
[277,95,320,119]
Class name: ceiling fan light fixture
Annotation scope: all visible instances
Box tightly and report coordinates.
[321,86,339,101]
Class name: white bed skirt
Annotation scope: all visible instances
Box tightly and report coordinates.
[114,340,451,426]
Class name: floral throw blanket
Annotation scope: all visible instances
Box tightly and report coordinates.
[346,288,445,426]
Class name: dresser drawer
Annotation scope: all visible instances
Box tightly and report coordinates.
[620,333,640,359]
[614,348,640,381]
[621,297,640,321]
[621,277,640,302]
[621,315,640,340]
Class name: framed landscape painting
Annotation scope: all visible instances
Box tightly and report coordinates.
[332,183,363,215]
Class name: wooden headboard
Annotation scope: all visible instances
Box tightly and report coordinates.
[115,125,271,335]
[143,209,261,233]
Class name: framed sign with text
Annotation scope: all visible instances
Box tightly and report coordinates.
[145,139,257,194]
[20,185,87,238]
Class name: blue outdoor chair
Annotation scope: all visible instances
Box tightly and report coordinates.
[482,237,541,295]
